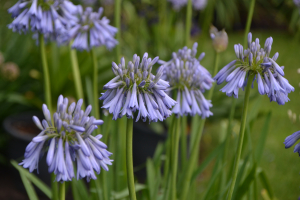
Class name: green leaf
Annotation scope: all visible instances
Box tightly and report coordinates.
[112,183,146,199]
[232,154,250,200]
[258,169,274,199]
[85,77,94,107]
[202,162,223,200]
[191,142,225,182]
[19,172,39,200]
[11,160,52,199]
[152,142,164,168]
[255,112,272,163]
[146,158,158,200]
[235,164,257,199]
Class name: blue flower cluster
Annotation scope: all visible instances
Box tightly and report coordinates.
[214,32,294,105]
[159,43,214,118]
[100,53,177,122]
[8,0,117,50]
[20,95,112,182]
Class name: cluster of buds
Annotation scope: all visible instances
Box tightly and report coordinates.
[20,95,112,182]
[214,32,294,105]
[100,53,177,122]
[159,43,214,118]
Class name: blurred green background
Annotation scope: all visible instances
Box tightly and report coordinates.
[0,0,300,199]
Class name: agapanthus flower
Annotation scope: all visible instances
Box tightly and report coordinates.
[284,130,300,156]
[159,43,214,118]
[100,53,177,122]
[7,0,77,41]
[20,95,113,182]
[168,0,207,11]
[67,5,118,51]
[214,32,294,105]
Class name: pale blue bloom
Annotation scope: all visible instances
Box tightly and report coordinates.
[7,0,77,42]
[68,5,118,51]
[20,95,112,182]
[284,130,300,156]
[159,43,213,118]
[100,53,177,123]
[214,32,294,105]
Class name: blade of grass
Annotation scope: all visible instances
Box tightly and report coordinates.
[11,160,52,199]
[258,169,274,199]
[19,172,38,200]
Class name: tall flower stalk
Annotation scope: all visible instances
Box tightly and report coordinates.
[126,118,135,200]
[185,0,192,45]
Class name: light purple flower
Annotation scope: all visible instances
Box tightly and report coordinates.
[7,0,77,42]
[214,32,294,105]
[20,95,112,182]
[67,6,118,51]
[159,42,213,118]
[100,53,177,123]
[168,0,207,11]
[284,130,300,156]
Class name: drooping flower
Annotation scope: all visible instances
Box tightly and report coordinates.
[7,0,77,42]
[214,32,294,105]
[284,130,300,156]
[20,95,113,182]
[159,43,214,118]
[100,53,177,122]
[67,5,118,51]
[168,0,207,11]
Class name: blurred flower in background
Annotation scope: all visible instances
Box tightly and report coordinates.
[20,95,112,182]
[168,0,207,11]
[214,32,294,105]
[68,6,118,51]
[1,62,20,81]
[210,26,228,53]
[7,0,78,42]
[159,43,214,118]
[100,53,177,122]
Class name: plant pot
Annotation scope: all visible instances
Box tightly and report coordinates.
[133,122,167,181]
[3,112,51,194]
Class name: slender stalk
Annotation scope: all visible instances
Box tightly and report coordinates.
[185,0,192,46]
[180,116,187,169]
[70,45,84,101]
[51,174,58,200]
[126,118,136,200]
[59,182,65,200]
[91,49,101,134]
[40,36,52,112]
[243,0,256,47]
[226,74,254,200]
[180,51,219,200]
[171,117,181,200]
[115,0,122,61]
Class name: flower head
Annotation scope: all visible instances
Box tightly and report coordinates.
[210,26,228,53]
[20,95,112,182]
[159,43,214,118]
[100,53,177,122]
[168,0,207,11]
[214,32,294,105]
[284,130,300,156]
[68,6,118,51]
[8,0,77,41]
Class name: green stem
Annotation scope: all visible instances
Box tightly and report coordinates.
[59,182,65,200]
[226,74,254,200]
[185,0,192,46]
[243,0,256,47]
[180,51,219,200]
[171,117,180,200]
[40,36,52,112]
[126,118,136,200]
[180,116,187,169]
[91,49,101,134]
[70,45,84,101]
[51,174,58,200]
[115,0,122,61]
